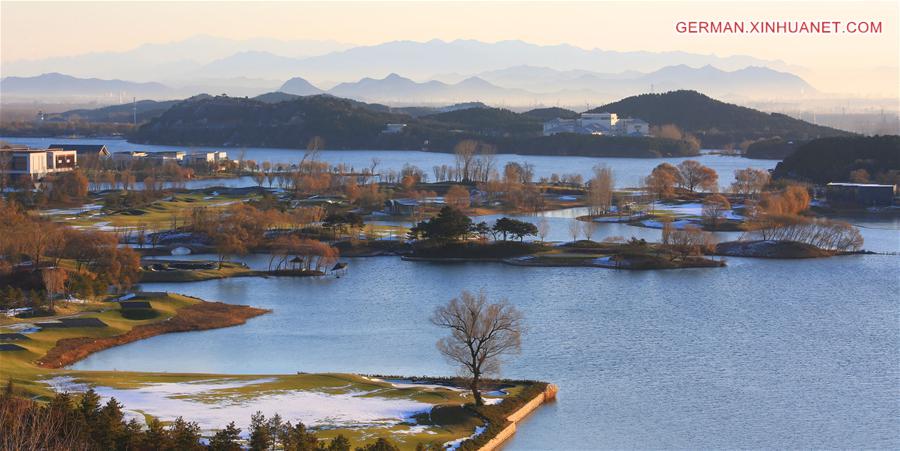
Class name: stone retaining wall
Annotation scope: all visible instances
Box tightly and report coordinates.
[479,384,558,451]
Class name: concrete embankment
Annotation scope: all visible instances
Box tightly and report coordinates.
[479,384,558,451]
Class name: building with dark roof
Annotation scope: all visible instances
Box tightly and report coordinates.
[826,183,896,207]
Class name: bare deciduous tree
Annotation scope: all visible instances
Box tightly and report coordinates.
[431,291,523,406]
[536,217,550,243]
[568,220,581,242]
[588,165,615,216]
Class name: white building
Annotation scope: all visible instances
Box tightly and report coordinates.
[112,151,149,164]
[147,151,185,163]
[0,148,77,181]
[543,112,649,137]
[183,151,228,166]
[615,118,651,136]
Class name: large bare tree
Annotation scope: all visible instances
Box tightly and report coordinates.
[431,291,523,406]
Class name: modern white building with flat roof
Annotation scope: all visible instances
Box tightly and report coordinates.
[0,148,77,181]
[543,112,650,137]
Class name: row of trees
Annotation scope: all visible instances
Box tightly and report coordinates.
[408,206,539,242]
[0,385,400,451]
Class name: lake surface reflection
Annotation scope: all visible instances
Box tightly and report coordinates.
[78,242,899,448]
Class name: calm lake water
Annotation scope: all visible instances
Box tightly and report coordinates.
[1,137,778,188]
[73,214,900,449]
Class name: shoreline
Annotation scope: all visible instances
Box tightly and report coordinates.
[37,299,269,369]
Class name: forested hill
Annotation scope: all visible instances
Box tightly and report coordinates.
[130,94,410,149]
[772,135,900,184]
[591,90,853,147]
[129,94,697,158]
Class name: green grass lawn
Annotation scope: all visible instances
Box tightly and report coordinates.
[0,293,196,398]
[0,293,520,450]
[45,192,259,230]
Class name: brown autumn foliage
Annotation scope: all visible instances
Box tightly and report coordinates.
[742,215,864,252]
[662,222,717,256]
[444,185,471,209]
[756,184,810,215]
[646,163,680,199]
[731,167,770,196]
[677,160,718,192]
[267,235,339,272]
[0,199,140,292]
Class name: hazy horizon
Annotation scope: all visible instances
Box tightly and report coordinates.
[2,1,898,98]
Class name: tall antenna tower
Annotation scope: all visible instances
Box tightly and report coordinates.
[133,97,137,125]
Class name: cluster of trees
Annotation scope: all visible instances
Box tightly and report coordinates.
[0,119,134,139]
[701,194,732,228]
[730,168,770,197]
[0,385,401,451]
[408,206,539,242]
[645,160,719,199]
[0,199,140,304]
[754,184,810,216]
[743,215,864,251]
[772,136,899,185]
[80,161,196,192]
[661,222,718,257]
[267,235,339,273]
[738,184,863,252]
[0,169,91,208]
[587,165,615,216]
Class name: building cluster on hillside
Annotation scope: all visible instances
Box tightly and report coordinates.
[542,113,650,137]
[0,143,229,181]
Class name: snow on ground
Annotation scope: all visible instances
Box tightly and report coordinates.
[39,204,103,216]
[46,376,433,435]
[3,322,40,333]
[656,202,744,220]
[444,426,486,450]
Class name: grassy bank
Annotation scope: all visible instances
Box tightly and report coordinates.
[0,292,267,397]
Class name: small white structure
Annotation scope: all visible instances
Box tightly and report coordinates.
[112,151,148,164]
[148,151,185,162]
[382,123,407,134]
[183,151,228,166]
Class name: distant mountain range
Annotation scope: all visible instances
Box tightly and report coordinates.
[0,73,170,98]
[3,36,794,88]
[3,61,819,107]
[278,65,816,105]
[2,35,352,81]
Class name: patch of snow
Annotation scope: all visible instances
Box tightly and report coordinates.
[444,425,486,450]
[39,204,103,216]
[44,376,432,436]
[171,246,192,256]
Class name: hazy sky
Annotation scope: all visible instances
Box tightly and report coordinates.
[2,1,898,95]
